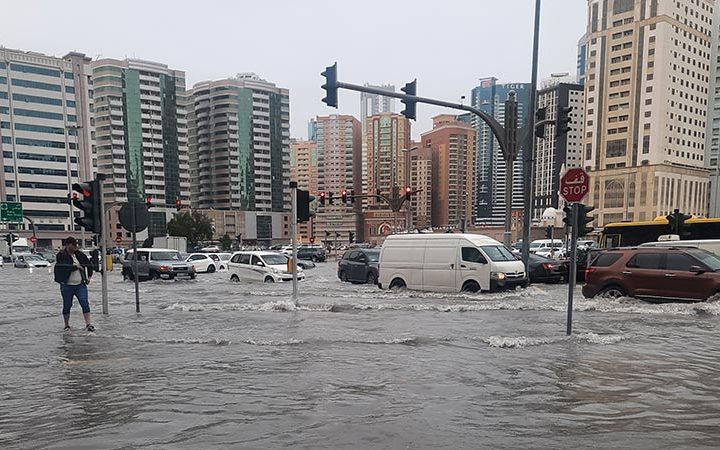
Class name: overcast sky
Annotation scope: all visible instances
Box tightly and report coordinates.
[2,0,587,139]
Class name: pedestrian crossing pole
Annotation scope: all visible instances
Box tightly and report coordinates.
[97,173,109,315]
[290,181,298,305]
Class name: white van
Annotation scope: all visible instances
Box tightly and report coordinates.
[227,251,305,283]
[640,239,720,256]
[378,234,527,293]
[529,239,564,257]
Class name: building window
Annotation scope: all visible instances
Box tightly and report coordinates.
[607,139,627,157]
[643,135,650,153]
[604,179,625,208]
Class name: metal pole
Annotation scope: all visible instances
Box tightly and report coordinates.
[98,174,109,315]
[291,182,298,305]
[132,205,140,313]
[522,0,542,265]
[504,158,513,246]
[567,203,578,335]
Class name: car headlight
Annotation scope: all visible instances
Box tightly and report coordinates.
[272,268,279,274]
[159,265,170,272]
[490,272,506,280]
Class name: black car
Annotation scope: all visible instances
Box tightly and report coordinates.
[338,249,380,284]
[296,245,326,262]
[527,253,568,283]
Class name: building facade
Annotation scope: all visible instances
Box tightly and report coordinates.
[534,78,585,218]
[0,48,94,247]
[290,139,318,241]
[577,34,588,85]
[584,0,712,226]
[186,73,291,245]
[706,1,720,217]
[92,58,190,243]
[365,113,411,205]
[471,78,531,226]
[360,84,396,209]
[409,143,432,230]
[420,115,476,229]
[314,115,362,247]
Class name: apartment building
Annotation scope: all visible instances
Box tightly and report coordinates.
[290,139,318,241]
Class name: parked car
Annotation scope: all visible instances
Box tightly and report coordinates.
[378,234,527,293]
[526,253,568,283]
[0,255,4,267]
[227,251,304,283]
[36,252,56,263]
[14,255,50,268]
[529,239,564,258]
[297,245,326,262]
[582,247,720,301]
[338,248,380,284]
[185,253,218,273]
[216,253,232,270]
[640,239,720,257]
[122,248,196,281]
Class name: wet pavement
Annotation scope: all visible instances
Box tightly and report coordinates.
[1,262,720,449]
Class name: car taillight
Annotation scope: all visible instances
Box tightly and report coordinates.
[542,263,555,270]
[586,267,596,277]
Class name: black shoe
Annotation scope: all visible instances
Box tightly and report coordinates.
[86,324,95,332]
[63,325,71,331]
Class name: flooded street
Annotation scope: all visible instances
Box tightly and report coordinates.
[1,262,720,449]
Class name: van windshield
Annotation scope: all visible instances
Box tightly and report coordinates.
[481,246,517,262]
[263,254,288,265]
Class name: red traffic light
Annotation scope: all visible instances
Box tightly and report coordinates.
[146,195,152,206]
[341,190,348,203]
[319,192,326,206]
[405,186,412,193]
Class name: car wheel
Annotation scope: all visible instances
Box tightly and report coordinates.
[389,278,406,290]
[264,276,275,283]
[599,285,626,299]
[462,280,480,293]
[339,271,348,282]
[230,274,239,282]
[207,264,216,273]
[366,272,377,285]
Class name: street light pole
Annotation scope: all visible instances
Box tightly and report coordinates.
[401,146,418,232]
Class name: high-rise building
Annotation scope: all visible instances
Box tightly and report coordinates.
[92,58,190,242]
[706,1,720,217]
[186,73,291,245]
[314,114,362,247]
[0,48,94,246]
[290,139,318,241]
[307,119,317,142]
[420,115,476,229]
[471,78,531,226]
[534,76,585,218]
[584,0,712,226]
[365,113,411,205]
[360,84,396,208]
[409,144,432,230]
[577,34,588,85]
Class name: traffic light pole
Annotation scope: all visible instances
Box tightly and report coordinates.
[290,181,298,306]
[97,174,109,315]
[566,202,578,336]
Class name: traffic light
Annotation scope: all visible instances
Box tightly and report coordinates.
[341,190,348,204]
[666,209,692,237]
[405,186,412,201]
[563,204,574,229]
[349,231,355,244]
[400,79,417,120]
[146,195,152,207]
[296,189,315,223]
[350,189,356,204]
[5,233,18,246]
[175,198,182,211]
[321,62,338,108]
[577,203,595,237]
[72,180,101,233]
[535,107,547,139]
[319,192,326,206]
[328,192,335,205]
[545,226,553,239]
[556,106,573,136]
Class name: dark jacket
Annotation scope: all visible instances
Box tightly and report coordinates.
[54,249,94,284]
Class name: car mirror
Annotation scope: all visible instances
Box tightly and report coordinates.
[689,265,706,274]
[255,261,264,267]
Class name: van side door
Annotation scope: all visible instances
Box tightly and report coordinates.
[423,238,459,292]
[136,251,150,277]
[459,246,491,290]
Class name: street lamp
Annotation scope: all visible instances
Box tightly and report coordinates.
[401,146,419,231]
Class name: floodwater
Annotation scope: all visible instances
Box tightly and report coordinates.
[1,262,719,449]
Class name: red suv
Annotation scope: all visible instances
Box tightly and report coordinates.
[583,247,720,301]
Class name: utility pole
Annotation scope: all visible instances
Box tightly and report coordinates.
[503,92,518,247]
[97,174,108,315]
[290,181,299,305]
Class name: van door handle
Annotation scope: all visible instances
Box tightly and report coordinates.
[460,264,467,268]
[622,271,632,275]
[665,273,676,278]
[450,264,454,269]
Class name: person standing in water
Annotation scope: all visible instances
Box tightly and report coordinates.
[54,237,95,332]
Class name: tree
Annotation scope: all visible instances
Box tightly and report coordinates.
[219,234,232,251]
[167,210,213,246]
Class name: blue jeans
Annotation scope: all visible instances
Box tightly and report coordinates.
[60,283,90,315]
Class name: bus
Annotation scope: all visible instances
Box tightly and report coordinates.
[600,216,720,248]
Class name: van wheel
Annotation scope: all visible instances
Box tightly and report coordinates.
[207,265,216,273]
[599,285,626,299]
[264,276,275,283]
[389,278,406,290]
[366,272,377,285]
[339,271,348,282]
[462,281,480,293]
[219,265,225,271]
[230,274,239,282]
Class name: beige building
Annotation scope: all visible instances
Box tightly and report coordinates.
[409,143,432,229]
[290,139,318,242]
[313,115,362,247]
[583,0,712,226]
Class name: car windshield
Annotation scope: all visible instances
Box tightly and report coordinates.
[151,251,181,261]
[26,255,43,261]
[689,249,720,271]
[365,251,380,262]
[481,245,516,262]
[263,254,288,265]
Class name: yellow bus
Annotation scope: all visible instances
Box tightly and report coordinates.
[600,216,720,248]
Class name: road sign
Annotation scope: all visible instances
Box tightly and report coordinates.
[0,202,23,223]
[29,236,37,244]
[115,236,123,244]
[560,168,589,203]
[119,203,149,233]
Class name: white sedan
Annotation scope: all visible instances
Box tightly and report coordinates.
[185,253,218,273]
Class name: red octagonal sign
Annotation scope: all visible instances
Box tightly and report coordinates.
[560,168,590,203]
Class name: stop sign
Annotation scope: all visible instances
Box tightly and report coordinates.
[29,236,37,244]
[560,168,590,203]
[115,236,123,244]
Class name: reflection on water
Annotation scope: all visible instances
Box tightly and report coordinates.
[0,265,719,449]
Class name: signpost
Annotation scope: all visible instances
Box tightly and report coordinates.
[0,202,23,223]
[560,168,589,336]
[119,202,149,313]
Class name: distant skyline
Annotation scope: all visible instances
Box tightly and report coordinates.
[1,0,587,139]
